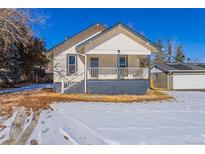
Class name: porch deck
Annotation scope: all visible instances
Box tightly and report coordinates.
[59,66,150,94]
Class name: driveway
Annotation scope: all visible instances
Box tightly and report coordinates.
[26,91,205,145]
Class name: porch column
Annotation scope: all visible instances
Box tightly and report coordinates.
[61,77,64,94]
[117,50,120,80]
[148,55,151,89]
[84,55,87,94]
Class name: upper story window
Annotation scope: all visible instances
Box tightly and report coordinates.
[67,54,77,75]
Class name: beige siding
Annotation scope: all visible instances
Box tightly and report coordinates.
[128,55,140,67]
[53,25,153,82]
[54,52,143,82]
[54,54,85,82]
[86,33,151,55]
[81,25,160,54]
[88,55,143,79]
[46,61,53,73]
[87,55,141,67]
[153,72,168,89]
[50,25,105,57]
[87,55,117,67]
[168,74,173,89]
[53,32,100,82]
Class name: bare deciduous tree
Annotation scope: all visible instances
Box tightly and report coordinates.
[0,8,46,52]
[0,9,32,51]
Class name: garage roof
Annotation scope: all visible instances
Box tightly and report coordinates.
[154,63,205,73]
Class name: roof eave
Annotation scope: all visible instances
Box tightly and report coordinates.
[171,70,205,73]
[154,64,205,73]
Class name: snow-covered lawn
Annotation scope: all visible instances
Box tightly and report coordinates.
[26,91,205,145]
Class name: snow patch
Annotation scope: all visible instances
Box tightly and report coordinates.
[4,91,205,145]
[0,111,18,144]
[0,83,53,94]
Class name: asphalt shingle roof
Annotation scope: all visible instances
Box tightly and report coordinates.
[155,63,205,73]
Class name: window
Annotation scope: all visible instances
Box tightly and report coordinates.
[90,58,99,67]
[67,55,77,74]
[119,56,128,67]
[90,58,99,78]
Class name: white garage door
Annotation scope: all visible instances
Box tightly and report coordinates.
[173,73,205,89]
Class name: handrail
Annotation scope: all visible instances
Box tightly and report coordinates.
[68,71,84,82]
[64,72,84,91]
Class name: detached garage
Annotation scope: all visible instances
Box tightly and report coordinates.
[151,63,205,90]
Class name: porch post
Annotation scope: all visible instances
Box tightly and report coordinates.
[84,55,87,94]
[61,77,64,94]
[117,50,120,80]
[148,55,151,89]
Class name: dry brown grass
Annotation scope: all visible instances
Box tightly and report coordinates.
[0,89,172,117]
[0,125,6,131]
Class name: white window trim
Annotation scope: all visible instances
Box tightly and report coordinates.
[67,54,77,75]
[119,55,128,67]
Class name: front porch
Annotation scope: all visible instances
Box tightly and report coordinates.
[86,54,149,80]
[60,54,151,95]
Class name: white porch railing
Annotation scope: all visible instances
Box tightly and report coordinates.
[87,67,148,80]
[63,72,84,91]
[88,67,117,80]
[61,67,148,93]
[119,67,148,79]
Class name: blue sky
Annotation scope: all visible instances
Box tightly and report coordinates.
[33,9,205,61]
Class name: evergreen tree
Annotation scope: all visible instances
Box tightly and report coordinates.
[167,39,173,63]
[0,37,49,87]
[154,37,165,63]
[0,43,22,87]
[157,37,163,49]
[175,45,185,63]
[18,37,49,82]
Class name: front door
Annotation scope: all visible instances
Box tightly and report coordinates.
[90,58,99,78]
[119,55,128,79]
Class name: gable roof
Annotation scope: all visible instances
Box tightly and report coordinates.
[47,23,106,58]
[76,22,162,53]
[154,63,205,73]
